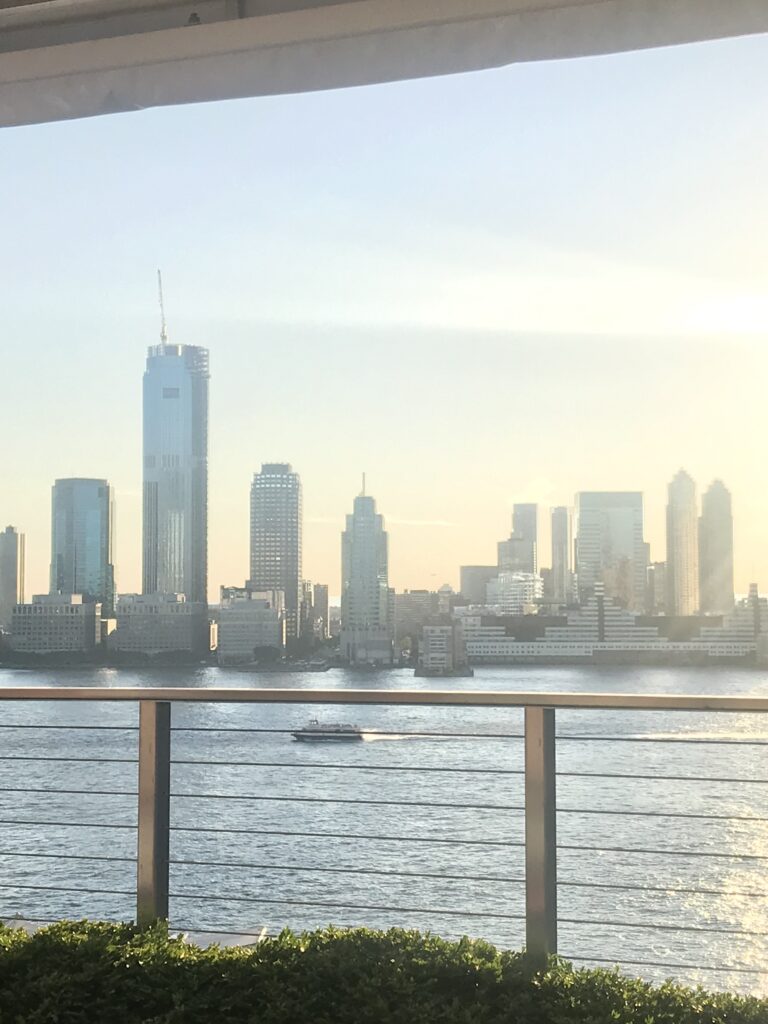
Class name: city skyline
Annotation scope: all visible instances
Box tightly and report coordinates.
[2,33,768,598]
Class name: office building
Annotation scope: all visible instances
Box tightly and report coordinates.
[111,593,208,655]
[0,526,25,631]
[460,566,498,605]
[646,561,666,614]
[313,583,329,640]
[218,587,283,665]
[551,506,573,604]
[300,579,314,638]
[142,342,209,605]
[486,572,543,614]
[666,469,699,615]
[394,589,440,644]
[418,621,470,675]
[699,480,734,615]
[50,478,115,612]
[340,492,393,665]
[575,492,647,610]
[11,594,101,654]
[498,503,537,574]
[249,463,302,644]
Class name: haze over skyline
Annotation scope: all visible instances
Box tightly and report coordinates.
[2,32,767,600]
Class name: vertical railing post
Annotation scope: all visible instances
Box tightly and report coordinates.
[136,700,171,927]
[524,706,557,963]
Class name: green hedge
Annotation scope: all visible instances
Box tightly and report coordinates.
[0,921,765,1024]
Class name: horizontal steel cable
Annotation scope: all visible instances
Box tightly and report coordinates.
[0,787,136,797]
[560,916,768,938]
[171,758,525,772]
[167,791,768,824]
[169,859,525,885]
[0,850,135,863]
[169,824,524,846]
[168,859,766,898]
[171,727,768,746]
[558,770,768,784]
[170,792,522,811]
[0,883,134,897]
[168,760,768,785]
[557,842,768,860]
[168,891,526,921]
[170,760,523,774]
[171,728,525,739]
[0,756,136,764]
[565,954,768,977]
[0,725,137,731]
[0,819,135,830]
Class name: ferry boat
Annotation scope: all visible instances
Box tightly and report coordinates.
[291,718,364,742]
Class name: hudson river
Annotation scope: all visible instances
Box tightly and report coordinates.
[2,664,768,995]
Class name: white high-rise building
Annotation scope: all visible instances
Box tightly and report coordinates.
[249,464,302,645]
[575,492,647,610]
[699,480,734,615]
[666,469,699,616]
[142,342,209,605]
[340,492,393,666]
[486,572,543,614]
[0,526,25,631]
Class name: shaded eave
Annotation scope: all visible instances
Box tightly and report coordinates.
[2,0,768,128]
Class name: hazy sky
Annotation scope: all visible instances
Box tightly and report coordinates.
[2,33,768,601]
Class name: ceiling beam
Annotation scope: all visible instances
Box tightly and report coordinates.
[2,0,767,128]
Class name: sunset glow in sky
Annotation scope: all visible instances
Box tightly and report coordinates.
[2,32,767,600]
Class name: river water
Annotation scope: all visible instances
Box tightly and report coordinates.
[2,664,768,996]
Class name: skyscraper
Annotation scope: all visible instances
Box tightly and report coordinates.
[50,479,114,611]
[699,479,734,615]
[249,463,302,644]
[340,492,393,665]
[313,583,329,640]
[666,469,699,616]
[0,526,25,631]
[142,342,209,604]
[498,503,538,573]
[575,492,647,610]
[551,506,573,604]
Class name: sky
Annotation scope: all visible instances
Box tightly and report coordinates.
[1,32,768,601]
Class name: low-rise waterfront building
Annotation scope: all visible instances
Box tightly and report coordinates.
[110,593,208,656]
[458,583,768,664]
[10,594,101,654]
[217,587,284,664]
[417,620,471,676]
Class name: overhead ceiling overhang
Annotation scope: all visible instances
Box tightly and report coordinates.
[2,0,768,128]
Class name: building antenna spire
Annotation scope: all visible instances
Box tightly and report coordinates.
[157,269,168,343]
[361,472,366,497]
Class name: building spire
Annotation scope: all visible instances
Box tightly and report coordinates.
[361,472,366,497]
[157,269,168,343]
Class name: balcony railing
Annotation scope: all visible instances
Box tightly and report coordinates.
[2,685,768,993]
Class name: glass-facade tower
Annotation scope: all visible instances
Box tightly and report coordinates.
[50,478,114,611]
[249,463,302,643]
[142,343,209,604]
[699,480,734,615]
